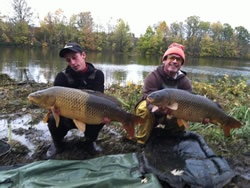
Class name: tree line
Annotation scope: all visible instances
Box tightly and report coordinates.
[0,0,249,59]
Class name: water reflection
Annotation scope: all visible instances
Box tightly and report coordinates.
[0,114,84,156]
[96,64,156,86]
[0,47,249,85]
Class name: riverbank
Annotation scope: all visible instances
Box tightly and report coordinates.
[0,73,249,186]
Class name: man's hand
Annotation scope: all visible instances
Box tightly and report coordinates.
[152,106,172,116]
[202,118,210,124]
[102,117,111,124]
[49,108,60,115]
[159,107,172,115]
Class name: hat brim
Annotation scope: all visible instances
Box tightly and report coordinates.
[59,48,80,57]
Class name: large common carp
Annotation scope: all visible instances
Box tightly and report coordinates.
[146,88,242,136]
[28,86,144,137]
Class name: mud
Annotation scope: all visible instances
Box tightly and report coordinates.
[0,73,249,187]
[0,107,136,166]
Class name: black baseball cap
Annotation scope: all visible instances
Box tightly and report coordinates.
[59,42,83,57]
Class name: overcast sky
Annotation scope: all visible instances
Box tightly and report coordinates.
[1,0,250,37]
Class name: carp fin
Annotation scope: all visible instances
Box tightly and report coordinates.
[167,103,178,110]
[211,119,219,125]
[73,119,86,132]
[222,125,231,137]
[122,115,145,138]
[222,117,243,136]
[81,89,122,106]
[177,119,189,129]
[51,108,60,127]
[43,112,50,123]
[151,105,159,112]
[182,120,189,129]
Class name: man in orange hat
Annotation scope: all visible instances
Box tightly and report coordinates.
[135,42,192,145]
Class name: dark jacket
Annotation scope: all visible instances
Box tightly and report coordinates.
[136,65,192,111]
[142,65,192,99]
[54,62,104,93]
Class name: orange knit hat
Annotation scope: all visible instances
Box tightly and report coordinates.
[162,43,185,64]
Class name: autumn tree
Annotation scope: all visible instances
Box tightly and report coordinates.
[40,9,68,46]
[169,22,185,44]
[11,0,33,24]
[111,19,134,52]
[0,13,10,42]
[198,21,210,39]
[136,26,155,55]
[235,26,250,58]
[153,21,169,53]
[210,22,223,41]
[185,16,201,56]
[76,12,96,50]
[9,0,34,45]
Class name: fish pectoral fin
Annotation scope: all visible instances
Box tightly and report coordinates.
[221,117,242,137]
[177,119,189,129]
[43,112,50,123]
[211,119,218,125]
[151,105,159,112]
[182,120,189,129]
[51,108,60,127]
[167,103,178,110]
[222,124,231,137]
[177,119,184,127]
[73,119,86,132]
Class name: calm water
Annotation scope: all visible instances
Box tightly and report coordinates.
[0,46,249,86]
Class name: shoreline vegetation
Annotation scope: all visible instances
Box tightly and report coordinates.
[1,73,249,157]
[0,0,249,59]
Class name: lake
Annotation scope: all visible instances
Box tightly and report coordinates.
[0,46,249,86]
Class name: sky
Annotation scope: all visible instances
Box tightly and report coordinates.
[1,0,250,37]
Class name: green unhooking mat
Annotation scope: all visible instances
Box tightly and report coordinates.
[0,130,235,188]
[138,128,235,188]
[0,153,161,188]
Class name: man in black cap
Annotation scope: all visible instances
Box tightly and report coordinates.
[46,42,105,158]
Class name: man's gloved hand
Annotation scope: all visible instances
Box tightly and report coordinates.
[202,118,210,124]
[147,102,172,116]
[152,106,173,117]
[158,106,172,115]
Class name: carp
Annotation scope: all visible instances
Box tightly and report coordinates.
[146,88,243,136]
[28,86,144,137]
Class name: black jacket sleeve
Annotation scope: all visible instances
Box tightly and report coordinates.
[89,70,104,93]
[54,72,70,87]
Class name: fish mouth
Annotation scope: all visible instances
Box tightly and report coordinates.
[27,95,32,101]
[27,95,35,104]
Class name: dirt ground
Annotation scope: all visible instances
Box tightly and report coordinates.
[0,74,249,187]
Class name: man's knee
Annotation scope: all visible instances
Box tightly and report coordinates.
[47,115,74,140]
[135,100,151,118]
[135,100,155,144]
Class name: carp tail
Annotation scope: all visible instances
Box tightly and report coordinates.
[222,117,243,136]
[122,114,145,138]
